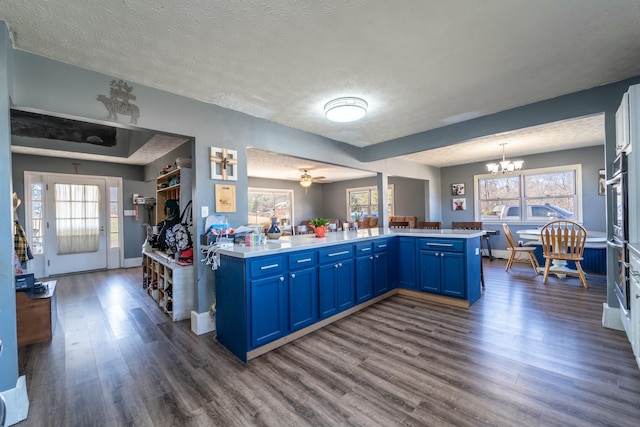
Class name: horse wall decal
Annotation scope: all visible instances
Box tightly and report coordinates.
[97,94,140,124]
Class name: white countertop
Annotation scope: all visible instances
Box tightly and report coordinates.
[214,228,485,259]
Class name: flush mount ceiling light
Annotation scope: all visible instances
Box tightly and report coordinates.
[486,143,524,174]
[324,97,368,122]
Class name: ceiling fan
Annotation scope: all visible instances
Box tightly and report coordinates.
[299,169,326,188]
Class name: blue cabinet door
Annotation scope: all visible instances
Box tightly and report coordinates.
[356,255,374,303]
[288,267,318,332]
[398,237,417,289]
[419,250,442,293]
[250,274,286,348]
[318,263,339,319]
[441,252,465,297]
[373,251,389,296]
[336,258,355,311]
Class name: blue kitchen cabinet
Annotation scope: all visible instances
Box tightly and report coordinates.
[373,239,391,296]
[398,237,417,289]
[249,256,287,348]
[355,242,374,303]
[419,239,465,297]
[318,245,354,318]
[287,251,318,332]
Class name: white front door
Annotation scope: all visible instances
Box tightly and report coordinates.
[45,176,108,275]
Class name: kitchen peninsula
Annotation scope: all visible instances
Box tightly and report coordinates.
[214,228,483,362]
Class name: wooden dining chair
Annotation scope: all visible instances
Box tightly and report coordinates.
[418,221,442,229]
[389,221,410,228]
[540,220,588,288]
[502,223,540,274]
[451,221,485,289]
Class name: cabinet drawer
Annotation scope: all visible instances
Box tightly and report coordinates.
[318,245,353,264]
[249,256,284,278]
[419,239,463,252]
[354,242,373,256]
[288,251,316,270]
[374,239,391,253]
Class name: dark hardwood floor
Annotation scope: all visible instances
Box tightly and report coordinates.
[17,259,640,426]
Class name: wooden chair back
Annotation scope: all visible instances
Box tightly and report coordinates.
[540,220,587,260]
[540,220,588,287]
[418,221,442,229]
[502,223,518,248]
[451,221,483,230]
[389,221,410,228]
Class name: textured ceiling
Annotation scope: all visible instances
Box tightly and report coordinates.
[1,0,639,150]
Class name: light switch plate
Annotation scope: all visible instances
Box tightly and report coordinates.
[201,205,209,218]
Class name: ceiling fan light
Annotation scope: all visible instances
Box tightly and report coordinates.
[324,97,367,122]
[300,177,312,187]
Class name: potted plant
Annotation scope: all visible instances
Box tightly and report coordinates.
[309,218,329,238]
[354,212,364,229]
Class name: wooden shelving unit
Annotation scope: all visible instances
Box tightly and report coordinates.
[155,167,192,224]
[142,251,195,321]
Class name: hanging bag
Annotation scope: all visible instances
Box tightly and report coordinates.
[166,200,193,255]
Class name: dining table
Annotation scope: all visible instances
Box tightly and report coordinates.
[516,228,606,277]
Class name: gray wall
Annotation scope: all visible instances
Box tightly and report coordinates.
[0,23,18,393]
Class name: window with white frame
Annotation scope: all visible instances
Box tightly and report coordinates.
[346,185,394,220]
[248,188,294,226]
[475,164,581,223]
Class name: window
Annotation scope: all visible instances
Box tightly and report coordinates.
[248,188,294,226]
[109,186,119,248]
[29,181,44,255]
[347,185,394,220]
[475,164,581,223]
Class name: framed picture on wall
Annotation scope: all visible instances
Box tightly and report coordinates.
[451,183,465,196]
[452,198,466,211]
[215,184,236,212]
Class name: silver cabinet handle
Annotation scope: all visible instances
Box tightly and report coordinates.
[428,243,454,247]
[296,258,312,263]
[279,276,284,282]
[328,251,350,257]
[378,244,387,249]
[290,273,296,279]
[260,263,279,270]
[360,247,371,252]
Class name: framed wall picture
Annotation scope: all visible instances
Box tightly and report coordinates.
[215,184,236,212]
[598,169,606,196]
[210,147,238,181]
[452,198,466,211]
[451,183,465,196]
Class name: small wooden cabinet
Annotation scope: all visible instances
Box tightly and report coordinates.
[142,251,195,321]
[16,281,57,347]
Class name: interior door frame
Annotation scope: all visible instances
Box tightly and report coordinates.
[24,171,124,278]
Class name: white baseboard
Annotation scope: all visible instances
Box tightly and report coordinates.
[602,303,625,331]
[191,310,215,335]
[124,257,142,268]
[1,375,29,426]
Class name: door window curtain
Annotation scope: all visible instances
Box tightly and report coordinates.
[55,183,100,254]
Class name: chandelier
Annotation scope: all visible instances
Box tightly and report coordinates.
[299,170,313,188]
[486,143,523,174]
